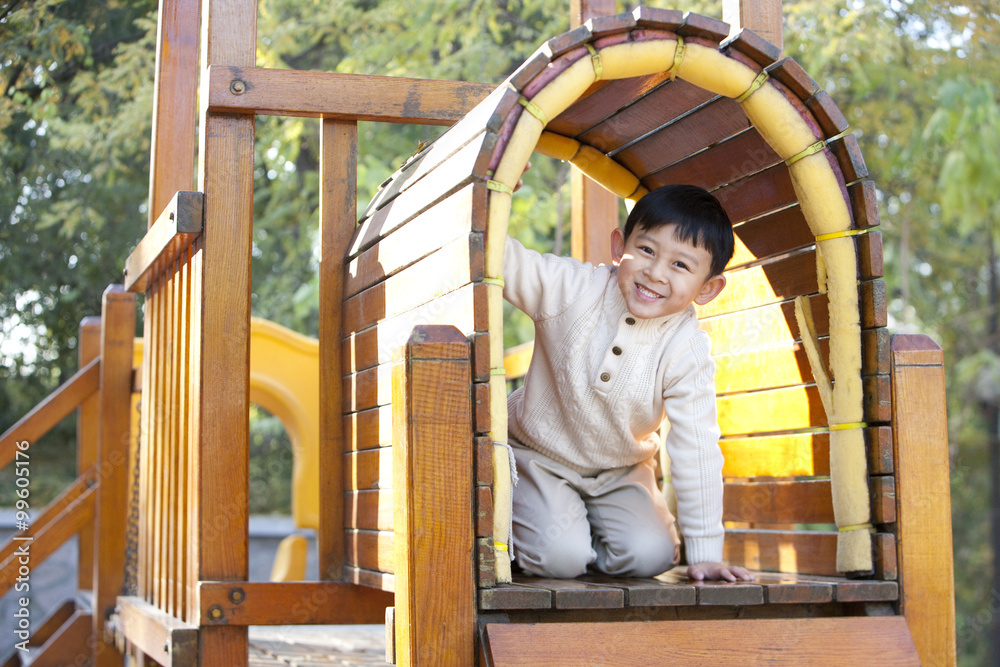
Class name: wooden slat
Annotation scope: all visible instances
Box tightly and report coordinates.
[318,118,356,581]
[345,447,392,491]
[351,132,495,257]
[717,383,825,436]
[545,72,677,139]
[345,184,484,298]
[720,528,900,576]
[514,578,624,609]
[113,596,197,666]
[345,529,394,574]
[125,191,203,293]
[647,126,779,192]
[342,233,483,334]
[615,97,751,179]
[721,19,783,65]
[479,583,553,611]
[93,286,135,667]
[483,617,920,665]
[719,426,893,478]
[392,325,475,666]
[568,78,715,152]
[0,484,96,598]
[713,162,797,224]
[341,282,482,374]
[890,335,957,666]
[76,318,100,592]
[344,405,393,452]
[723,479,834,525]
[0,357,100,470]
[346,489,393,531]
[197,582,392,625]
[206,65,493,123]
[27,610,94,667]
[730,206,812,269]
[700,249,817,318]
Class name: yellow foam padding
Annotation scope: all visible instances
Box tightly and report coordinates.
[626,186,648,211]
[676,42,758,99]
[793,295,832,419]
[270,533,309,582]
[570,145,642,198]
[598,39,679,80]
[741,84,822,160]
[487,283,506,383]
[493,113,544,191]
[485,192,511,282]
[534,131,581,161]
[831,428,874,572]
[529,56,600,130]
[492,443,513,583]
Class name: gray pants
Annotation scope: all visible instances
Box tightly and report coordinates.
[511,443,680,578]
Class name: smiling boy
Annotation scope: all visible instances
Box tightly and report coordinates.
[503,183,752,582]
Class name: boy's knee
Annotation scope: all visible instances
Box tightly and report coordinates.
[520,536,593,579]
[602,530,678,578]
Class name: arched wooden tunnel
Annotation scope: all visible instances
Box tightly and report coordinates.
[342,5,886,591]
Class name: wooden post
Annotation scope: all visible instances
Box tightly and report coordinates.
[569,0,619,265]
[393,326,475,666]
[93,285,136,667]
[723,0,784,52]
[77,316,101,592]
[192,0,255,661]
[147,0,201,227]
[890,334,957,667]
[318,118,357,581]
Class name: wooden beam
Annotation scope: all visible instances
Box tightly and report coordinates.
[197,582,392,625]
[192,1,256,661]
[483,617,920,665]
[318,118,357,580]
[569,0,619,266]
[77,317,101,591]
[147,0,200,228]
[0,357,100,470]
[94,285,136,667]
[890,334,957,666]
[393,326,475,666]
[206,65,494,124]
[27,610,94,667]
[723,0,784,53]
[112,596,198,666]
[124,191,203,292]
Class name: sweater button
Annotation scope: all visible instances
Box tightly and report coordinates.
[600,372,610,382]
[625,317,636,325]
[612,346,622,355]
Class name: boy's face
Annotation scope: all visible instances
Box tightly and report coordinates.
[610,224,726,320]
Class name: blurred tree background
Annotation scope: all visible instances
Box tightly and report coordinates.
[1,0,997,662]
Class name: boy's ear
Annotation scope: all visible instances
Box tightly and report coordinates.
[610,228,625,265]
[694,274,726,306]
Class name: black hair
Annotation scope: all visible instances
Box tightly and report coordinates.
[623,184,734,277]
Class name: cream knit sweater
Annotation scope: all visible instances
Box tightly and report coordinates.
[503,236,725,565]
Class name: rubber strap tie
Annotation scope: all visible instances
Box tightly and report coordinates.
[585,43,603,80]
[491,367,507,376]
[518,96,548,126]
[829,421,868,431]
[486,180,512,195]
[668,36,686,80]
[736,70,770,103]
[482,276,505,287]
[494,541,509,552]
[815,228,872,242]
[838,523,875,534]
[785,139,827,166]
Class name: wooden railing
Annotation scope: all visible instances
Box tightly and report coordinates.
[0,285,136,666]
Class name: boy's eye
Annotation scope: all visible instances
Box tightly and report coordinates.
[639,245,654,255]
[674,261,690,271]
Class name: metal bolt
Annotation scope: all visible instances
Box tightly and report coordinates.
[230,79,247,95]
[208,605,224,620]
[229,587,245,604]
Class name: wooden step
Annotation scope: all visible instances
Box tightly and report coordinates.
[482,616,920,666]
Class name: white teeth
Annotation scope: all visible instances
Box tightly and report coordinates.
[636,284,662,298]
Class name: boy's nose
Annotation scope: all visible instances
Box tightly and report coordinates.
[647,262,669,283]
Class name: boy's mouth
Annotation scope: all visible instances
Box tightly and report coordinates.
[635,283,664,300]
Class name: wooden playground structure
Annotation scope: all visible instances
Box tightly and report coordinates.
[1,0,956,665]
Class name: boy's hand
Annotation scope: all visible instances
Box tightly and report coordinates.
[686,562,755,582]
